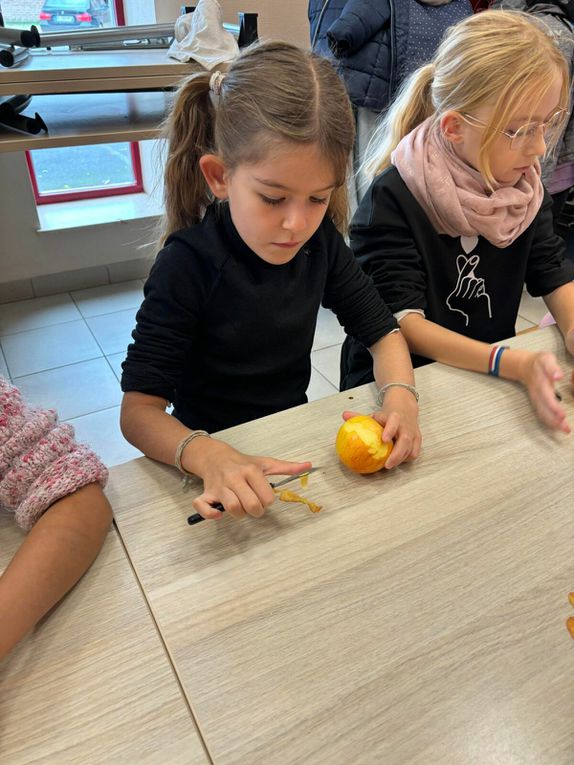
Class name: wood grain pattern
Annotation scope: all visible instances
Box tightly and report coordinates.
[0,524,209,765]
[108,327,574,764]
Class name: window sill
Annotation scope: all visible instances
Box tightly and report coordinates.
[36,191,163,232]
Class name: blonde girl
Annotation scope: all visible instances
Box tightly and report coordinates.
[341,10,574,433]
[121,41,421,522]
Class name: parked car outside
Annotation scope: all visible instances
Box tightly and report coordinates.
[39,0,111,31]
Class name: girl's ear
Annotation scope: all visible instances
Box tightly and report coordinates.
[199,154,229,200]
[440,111,465,144]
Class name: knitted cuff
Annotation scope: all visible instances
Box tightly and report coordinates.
[15,444,108,532]
[0,421,77,507]
[0,408,59,475]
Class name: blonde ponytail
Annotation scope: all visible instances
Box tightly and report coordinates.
[362,10,570,186]
[362,64,435,180]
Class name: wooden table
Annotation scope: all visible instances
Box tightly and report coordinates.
[0,521,209,764]
[106,326,574,764]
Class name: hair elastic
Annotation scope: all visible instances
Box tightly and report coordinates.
[488,345,509,377]
[209,70,225,97]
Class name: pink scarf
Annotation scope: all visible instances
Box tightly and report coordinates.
[391,117,544,248]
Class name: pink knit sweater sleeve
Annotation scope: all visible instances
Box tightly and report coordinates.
[0,378,108,531]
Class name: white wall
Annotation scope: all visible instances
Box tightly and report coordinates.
[0,151,157,285]
[155,0,310,47]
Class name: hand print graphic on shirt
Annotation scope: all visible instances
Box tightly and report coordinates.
[446,237,492,326]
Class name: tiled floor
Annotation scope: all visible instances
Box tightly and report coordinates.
[0,280,542,468]
[0,280,345,467]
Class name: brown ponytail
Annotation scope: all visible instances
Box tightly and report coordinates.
[158,70,215,245]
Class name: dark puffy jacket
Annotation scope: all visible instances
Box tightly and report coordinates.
[309,0,473,111]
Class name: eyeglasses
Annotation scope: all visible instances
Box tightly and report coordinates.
[460,109,567,151]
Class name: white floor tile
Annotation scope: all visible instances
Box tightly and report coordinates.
[106,352,125,382]
[66,406,143,467]
[311,344,342,389]
[1,320,101,378]
[0,347,9,380]
[313,306,346,351]
[85,309,137,356]
[0,293,81,336]
[14,358,122,421]
[72,280,145,318]
[518,293,547,325]
[306,366,338,402]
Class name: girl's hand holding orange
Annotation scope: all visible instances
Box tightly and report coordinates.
[183,437,312,521]
[339,387,421,472]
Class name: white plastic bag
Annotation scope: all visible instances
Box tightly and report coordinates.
[168,0,239,68]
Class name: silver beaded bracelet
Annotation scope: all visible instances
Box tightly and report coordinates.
[376,382,419,407]
[174,429,211,476]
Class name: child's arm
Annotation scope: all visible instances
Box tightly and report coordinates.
[400,313,570,433]
[543,281,574,354]
[0,483,112,662]
[366,331,421,468]
[121,392,312,521]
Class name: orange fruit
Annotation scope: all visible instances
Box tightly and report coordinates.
[335,415,393,474]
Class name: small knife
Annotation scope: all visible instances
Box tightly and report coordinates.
[187,467,320,525]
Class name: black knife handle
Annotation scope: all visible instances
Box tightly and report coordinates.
[187,502,224,525]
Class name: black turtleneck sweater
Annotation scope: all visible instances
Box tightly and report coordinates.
[121,203,397,432]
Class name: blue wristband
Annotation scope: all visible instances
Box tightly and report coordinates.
[488,345,509,377]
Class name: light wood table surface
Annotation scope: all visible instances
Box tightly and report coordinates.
[107,326,574,765]
[0,522,209,765]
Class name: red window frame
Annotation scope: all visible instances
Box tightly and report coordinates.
[26,0,144,206]
[26,143,144,204]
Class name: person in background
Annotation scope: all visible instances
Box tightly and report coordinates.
[340,10,574,434]
[0,378,111,661]
[308,0,473,210]
[120,41,421,523]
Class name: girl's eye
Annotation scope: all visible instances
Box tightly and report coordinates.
[260,195,284,206]
[310,197,329,205]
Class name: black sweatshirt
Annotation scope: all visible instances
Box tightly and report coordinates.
[341,166,574,389]
[121,203,397,432]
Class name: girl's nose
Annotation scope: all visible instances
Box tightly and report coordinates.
[282,204,307,233]
[526,127,547,157]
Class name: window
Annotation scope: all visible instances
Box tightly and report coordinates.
[2,0,124,29]
[3,1,145,205]
[25,142,143,203]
